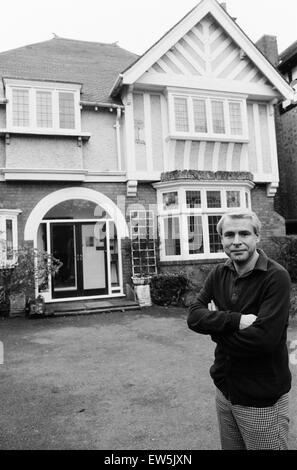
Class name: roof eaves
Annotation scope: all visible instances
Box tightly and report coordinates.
[111,0,293,100]
[2,76,83,88]
[116,0,237,79]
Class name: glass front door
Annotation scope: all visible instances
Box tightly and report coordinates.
[51,222,108,298]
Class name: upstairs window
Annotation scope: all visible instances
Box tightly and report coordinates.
[174,98,189,132]
[211,100,225,134]
[170,92,248,141]
[59,92,75,129]
[5,79,81,134]
[12,89,30,127]
[36,91,53,128]
[193,99,207,133]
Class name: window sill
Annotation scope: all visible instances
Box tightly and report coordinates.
[0,129,91,142]
[167,134,249,143]
[160,257,227,266]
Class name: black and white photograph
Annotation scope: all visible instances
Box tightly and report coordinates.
[0,0,297,454]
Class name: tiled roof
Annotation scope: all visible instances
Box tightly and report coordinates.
[279,40,297,69]
[0,37,139,104]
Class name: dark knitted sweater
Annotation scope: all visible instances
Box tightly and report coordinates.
[187,250,292,406]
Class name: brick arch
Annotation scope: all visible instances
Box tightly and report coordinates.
[24,187,129,241]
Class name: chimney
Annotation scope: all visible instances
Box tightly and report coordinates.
[255,35,279,67]
[220,2,227,10]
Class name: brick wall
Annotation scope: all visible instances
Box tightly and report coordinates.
[0,180,284,292]
[274,105,297,220]
[250,184,286,256]
[255,35,279,67]
[0,180,157,292]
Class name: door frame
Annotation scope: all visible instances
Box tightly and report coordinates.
[50,221,109,299]
[36,217,123,302]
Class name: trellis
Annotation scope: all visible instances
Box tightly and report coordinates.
[129,210,157,277]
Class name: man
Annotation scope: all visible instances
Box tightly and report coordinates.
[187,209,292,450]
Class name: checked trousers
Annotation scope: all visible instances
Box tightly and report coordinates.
[215,387,290,450]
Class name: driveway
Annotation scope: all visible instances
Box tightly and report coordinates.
[0,307,296,450]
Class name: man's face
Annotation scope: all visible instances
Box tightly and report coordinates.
[220,217,260,265]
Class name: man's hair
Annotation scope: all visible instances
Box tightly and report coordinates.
[216,209,262,236]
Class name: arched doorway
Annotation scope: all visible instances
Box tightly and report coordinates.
[24,188,128,302]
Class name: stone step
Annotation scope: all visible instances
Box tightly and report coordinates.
[45,297,140,316]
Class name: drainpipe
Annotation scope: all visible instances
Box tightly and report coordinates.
[114,107,122,171]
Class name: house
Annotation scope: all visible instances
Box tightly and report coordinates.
[275,40,297,233]
[0,0,295,306]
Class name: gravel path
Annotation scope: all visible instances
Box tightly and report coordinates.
[0,308,296,450]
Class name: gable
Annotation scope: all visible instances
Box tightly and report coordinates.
[113,0,294,102]
[147,14,271,86]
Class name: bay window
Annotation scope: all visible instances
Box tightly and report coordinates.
[156,183,253,261]
[169,91,248,141]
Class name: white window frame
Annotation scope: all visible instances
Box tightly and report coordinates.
[168,89,249,143]
[156,181,254,261]
[0,209,22,267]
[4,79,82,136]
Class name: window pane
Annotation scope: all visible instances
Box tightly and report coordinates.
[193,99,207,133]
[36,91,53,127]
[6,219,13,260]
[207,191,221,208]
[174,97,189,132]
[211,100,225,134]
[208,215,223,253]
[186,191,201,209]
[188,216,204,254]
[229,102,243,135]
[227,191,240,208]
[59,92,75,129]
[163,192,178,210]
[164,217,181,256]
[245,192,249,208]
[12,89,29,126]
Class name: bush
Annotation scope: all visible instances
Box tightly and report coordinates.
[290,283,297,318]
[271,236,297,282]
[0,245,62,305]
[150,273,189,306]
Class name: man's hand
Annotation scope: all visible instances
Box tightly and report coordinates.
[208,300,218,311]
[239,314,257,330]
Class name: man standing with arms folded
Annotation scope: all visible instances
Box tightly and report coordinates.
[187,209,292,450]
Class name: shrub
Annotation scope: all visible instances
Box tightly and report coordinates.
[290,283,297,318]
[0,245,62,305]
[271,236,297,282]
[150,273,189,306]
